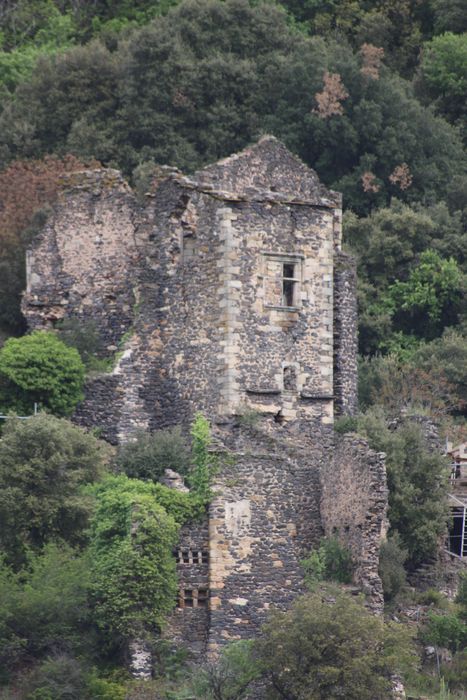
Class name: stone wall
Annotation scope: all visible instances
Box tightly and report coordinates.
[333,251,358,416]
[320,434,388,612]
[207,422,331,652]
[164,517,210,658]
[22,169,139,352]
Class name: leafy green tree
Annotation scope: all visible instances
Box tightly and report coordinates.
[431,0,467,34]
[255,586,412,700]
[0,413,108,568]
[0,544,93,677]
[88,475,180,644]
[424,611,467,653]
[355,410,449,570]
[419,32,467,137]
[117,426,190,482]
[412,329,467,410]
[0,0,464,215]
[358,352,461,418]
[0,331,85,416]
[382,250,464,341]
[0,3,75,99]
[344,201,466,354]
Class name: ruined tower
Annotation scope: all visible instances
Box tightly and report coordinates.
[22,136,387,656]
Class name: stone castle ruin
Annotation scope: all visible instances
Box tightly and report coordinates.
[22,136,388,656]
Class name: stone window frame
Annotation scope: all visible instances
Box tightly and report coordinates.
[263,252,304,311]
[178,588,209,609]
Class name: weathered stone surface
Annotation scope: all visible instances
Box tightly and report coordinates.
[321,434,388,613]
[22,137,387,658]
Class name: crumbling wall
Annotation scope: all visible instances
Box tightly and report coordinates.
[333,251,358,416]
[22,169,139,352]
[321,434,388,612]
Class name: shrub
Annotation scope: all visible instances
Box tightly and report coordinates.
[192,640,261,700]
[0,413,109,568]
[417,589,449,609]
[424,612,467,653]
[455,570,467,616]
[25,654,89,700]
[302,537,353,586]
[255,586,413,700]
[0,330,85,416]
[379,533,408,601]
[117,427,190,482]
[355,410,450,570]
[0,545,93,675]
[441,650,467,691]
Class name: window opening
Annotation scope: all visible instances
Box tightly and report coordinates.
[179,588,209,609]
[183,589,194,607]
[182,232,196,261]
[282,262,299,307]
[283,366,297,392]
[197,589,208,607]
[176,548,209,565]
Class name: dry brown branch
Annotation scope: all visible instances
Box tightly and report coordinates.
[313,71,349,118]
[360,43,385,80]
[361,171,380,193]
[389,163,413,190]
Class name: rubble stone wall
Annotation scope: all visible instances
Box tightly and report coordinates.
[333,251,358,416]
[207,424,330,652]
[164,517,210,657]
[22,169,139,352]
[320,434,388,612]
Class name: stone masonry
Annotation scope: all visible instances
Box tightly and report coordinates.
[22,136,388,657]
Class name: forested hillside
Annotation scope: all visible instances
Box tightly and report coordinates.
[0,1,466,698]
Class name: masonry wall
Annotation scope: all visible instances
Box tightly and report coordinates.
[218,200,335,424]
[333,251,358,416]
[22,169,139,352]
[206,423,330,651]
[320,434,388,612]
[164,517,210,657]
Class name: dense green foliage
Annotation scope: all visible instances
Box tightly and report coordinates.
[117,426,190,481]
[0,331,85,416]
[192,640,260,700]
[0,0,464,217]
[0,414,108,569]
[354,411,449,570]
[255,586,411,700]
[88,475,180,643]
[0,545,93,679]
[302,536,353,586]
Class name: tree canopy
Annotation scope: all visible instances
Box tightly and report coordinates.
[0,331,86,416]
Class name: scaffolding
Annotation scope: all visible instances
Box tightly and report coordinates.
[448,493,467,558]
